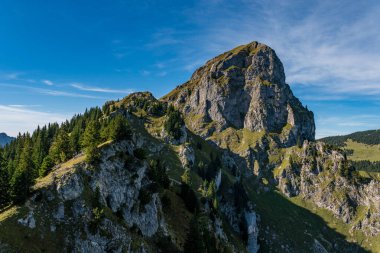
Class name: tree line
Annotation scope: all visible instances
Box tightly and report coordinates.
[320,129,380,146]
[0,104,131,208]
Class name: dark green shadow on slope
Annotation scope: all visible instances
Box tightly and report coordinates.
[243,180,371,253]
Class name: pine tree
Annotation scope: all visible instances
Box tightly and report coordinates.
[82,120,101,164]
[181,168,192,186]
[10,135,34,203]
[0,152,10,207]
[70,126,81,155]
[164,105,184,140]
[109,115,131,141]
[49,129,72,164]
[39,155,54,177]
[207,180,216,198]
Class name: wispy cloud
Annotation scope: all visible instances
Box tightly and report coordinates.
[140,70,151,76]
[3,72,22,80]
[0,105,69,136]
[0,83,104,99]
[157,71,167,77]
[42,79,54,86]
[37,88,104,99]
[71,83,133,94]
[8,104,41,108]
[145,28,184,49]
[0,72,35,83]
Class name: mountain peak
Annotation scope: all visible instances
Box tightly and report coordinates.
[163,41,315,146]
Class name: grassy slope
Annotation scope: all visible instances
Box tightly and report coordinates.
[344,139,380,162]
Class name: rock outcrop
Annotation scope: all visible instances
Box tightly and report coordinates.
[163,41,315,146]
[274,141,380,236]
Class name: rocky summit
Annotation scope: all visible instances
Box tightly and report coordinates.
[0,42,379,253]
[163,42,315,146]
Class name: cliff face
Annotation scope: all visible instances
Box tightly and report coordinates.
[163,42,315,146]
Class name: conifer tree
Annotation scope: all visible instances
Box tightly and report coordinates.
[10,135,34,203]
[82,120,101,164]
[0,153,10,207]
[109,115,131,141]
[181,168,192,186]
[39,155,54,177]
[49,129,72,164]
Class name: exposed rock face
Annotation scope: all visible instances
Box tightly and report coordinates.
[56,172,84,201]
[17,211,36,229]
[178,144,195,168]
[275,141,380,236]
[163,41,315,146]
[245,211,259,253]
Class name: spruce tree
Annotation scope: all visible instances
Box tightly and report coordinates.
[10,136,34,203]
[49,129,72,164]
[109,115,131,141]
[82,120,101,164]
[181,168,192,186]
[0,153,10,207]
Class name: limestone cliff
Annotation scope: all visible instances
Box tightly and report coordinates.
[163,42,315,146]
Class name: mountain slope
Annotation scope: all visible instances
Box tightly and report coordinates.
[0,42,379,253]
[0,133,14,147]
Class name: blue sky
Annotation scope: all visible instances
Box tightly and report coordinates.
[1,0,380,138]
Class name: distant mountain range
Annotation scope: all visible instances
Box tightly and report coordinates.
[0,132,14,147]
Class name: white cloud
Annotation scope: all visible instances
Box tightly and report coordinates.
[140,70,151,76]
[0,83,106,99]
[0,105,69,136]
[42,79,54,86]
[71,83,133,94]
[157,71,167,77]
[4,72,22,80]
[37,88,104,99]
